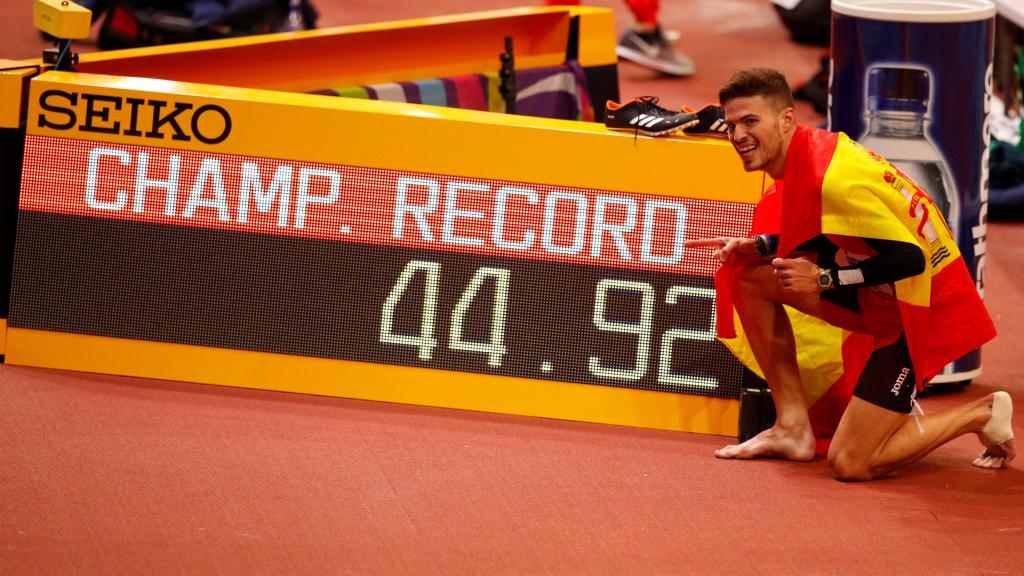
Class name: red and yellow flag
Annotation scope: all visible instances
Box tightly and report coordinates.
[716,126,996,448]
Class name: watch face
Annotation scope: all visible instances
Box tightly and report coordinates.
[818,269,831,288]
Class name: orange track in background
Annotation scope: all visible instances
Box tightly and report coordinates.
[1,2,1022,575]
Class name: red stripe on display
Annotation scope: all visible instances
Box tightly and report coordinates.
[20,135,753,276]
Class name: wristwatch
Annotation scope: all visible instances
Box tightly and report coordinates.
[817,267,835,291]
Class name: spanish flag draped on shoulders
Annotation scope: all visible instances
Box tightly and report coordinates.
[716,125,997,449]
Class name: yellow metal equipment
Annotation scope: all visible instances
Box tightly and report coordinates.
[34,0,92,40]
[1,7,761,438]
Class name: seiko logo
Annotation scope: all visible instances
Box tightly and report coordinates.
[37,89,232,145]
[890,367,910,396]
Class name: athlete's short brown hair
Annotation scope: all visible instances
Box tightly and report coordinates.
[718,67,795,111]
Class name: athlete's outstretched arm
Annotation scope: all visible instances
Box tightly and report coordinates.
[683,237,760,263]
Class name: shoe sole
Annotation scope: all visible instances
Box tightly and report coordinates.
[684,121,729,136]
[616,46,695,76]
[606,123,691,137]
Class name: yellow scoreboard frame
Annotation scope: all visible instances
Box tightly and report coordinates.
[1,7,765,437]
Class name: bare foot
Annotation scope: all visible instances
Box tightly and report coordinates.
[973,391,1015,469]
[715,425,816,461]
[974,438,1015,469]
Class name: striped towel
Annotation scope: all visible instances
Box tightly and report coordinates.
[318,62,594,121]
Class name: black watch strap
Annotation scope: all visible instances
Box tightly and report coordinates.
[753,234,777,256]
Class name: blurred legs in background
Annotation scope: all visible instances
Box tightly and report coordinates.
[545,0,695,76]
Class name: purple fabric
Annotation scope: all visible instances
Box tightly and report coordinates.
[514,65,579,120]
[186,0,271,26]
[400,82,422,105]
[517,92,578,120]
[309,63,591,121]
[441,78,459,108]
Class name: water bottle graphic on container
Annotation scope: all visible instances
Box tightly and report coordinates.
[859,66,959,245]
[831,0,995,386]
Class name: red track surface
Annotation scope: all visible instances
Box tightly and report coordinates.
[2,2,1023,574]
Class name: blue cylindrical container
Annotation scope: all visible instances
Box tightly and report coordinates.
[830,0,995,384]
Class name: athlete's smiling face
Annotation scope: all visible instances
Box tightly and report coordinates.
[723,95,795,180]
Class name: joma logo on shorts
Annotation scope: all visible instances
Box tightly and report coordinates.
[890,367,911,395]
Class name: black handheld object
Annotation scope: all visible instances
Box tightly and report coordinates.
[499,36,516,115]
[738,368,775,442]
[43,38,79,71]
[738,389,776,442]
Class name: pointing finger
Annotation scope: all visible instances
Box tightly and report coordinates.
[684,238,726,248]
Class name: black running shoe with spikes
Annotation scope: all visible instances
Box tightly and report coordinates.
[604,96,698,136]
[682,104,729,136]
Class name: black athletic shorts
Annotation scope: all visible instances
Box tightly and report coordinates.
[795,235,918,413]
[853,334,916,414]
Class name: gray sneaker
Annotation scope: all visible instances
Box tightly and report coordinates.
[616,27,695,76]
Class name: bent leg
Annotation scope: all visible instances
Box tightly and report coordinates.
[828,393,1014,481]
[715,259,821,461]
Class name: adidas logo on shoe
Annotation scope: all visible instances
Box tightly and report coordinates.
[604,96,698,137]
[682,104,729,136]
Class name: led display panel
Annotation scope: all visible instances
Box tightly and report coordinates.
[13,134,755,399]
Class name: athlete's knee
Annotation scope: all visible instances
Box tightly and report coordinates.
[827,449,874,482]
[732,260,773,297]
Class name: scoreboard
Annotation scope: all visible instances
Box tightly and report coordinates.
[6,71,764,435]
